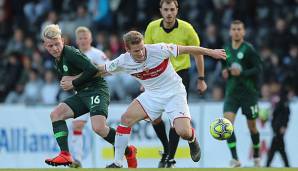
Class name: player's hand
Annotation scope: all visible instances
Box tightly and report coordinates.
[230,68,241,76]
[222,69,229,79]
[60,80,74,91]
[208,49,226,60]
[139,85,145,92]
[197,80,207,95]
[61,75,79,82]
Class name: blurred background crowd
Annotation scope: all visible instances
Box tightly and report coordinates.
[0,0,297,105]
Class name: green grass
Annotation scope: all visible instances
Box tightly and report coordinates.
[1,168,297,171]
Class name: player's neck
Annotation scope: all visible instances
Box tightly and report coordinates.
[80,46,91,53]
[163,20,176,29]
[232,40,244,49]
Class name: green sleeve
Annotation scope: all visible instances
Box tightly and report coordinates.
[68,50,98,87]
[221,46,230,70]
[144,23,153,44]
[240,47,262,77]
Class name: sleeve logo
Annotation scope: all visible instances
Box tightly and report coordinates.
[63,65,68,72]
[108,61,118,71]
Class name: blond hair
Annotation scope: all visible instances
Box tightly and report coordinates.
[41,24,62,40]
[75,26,91,37]
[123,31,143,47]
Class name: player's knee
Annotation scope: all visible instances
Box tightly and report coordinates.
[249,127,258,134]
[175,128,191,140]
[120,114,132,127]
[50,110,63,121]
[73,121,85,131]
[248,122,258,133]
[92,124,107,137]
[152,117,162,125]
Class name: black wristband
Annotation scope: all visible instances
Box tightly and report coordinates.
[198,76,205,80]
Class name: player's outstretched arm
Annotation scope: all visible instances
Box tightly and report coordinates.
[95,64,111,77]
[178,45,226,60]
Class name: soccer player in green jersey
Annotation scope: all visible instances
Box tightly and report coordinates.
[144,0,206,167]
[42,24,137,167]
[222,20,262,167]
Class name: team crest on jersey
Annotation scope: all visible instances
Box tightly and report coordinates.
[144,67,149,73]
[166,45,174,51]
[237,52,244,59]
[143,62,149,72]
[108,61,118,71]
[63,65,68,72]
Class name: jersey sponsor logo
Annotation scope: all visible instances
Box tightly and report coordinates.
[237,52,244,59]
[0,127,93,159]
[63,65,68,72]
[131,59,169,80]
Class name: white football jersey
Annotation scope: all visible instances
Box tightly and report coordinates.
[84,47,108,65]
[105,43,185,97]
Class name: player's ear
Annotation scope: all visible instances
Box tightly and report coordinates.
[229,24,234,36]
[124,44,130,52]
[43,41,46,48]
[75,38,79,46]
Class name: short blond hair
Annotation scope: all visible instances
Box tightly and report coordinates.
[75,26,91,37]
[123,31,143,47]
[41,24,62,40]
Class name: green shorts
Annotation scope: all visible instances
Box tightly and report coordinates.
[64,87,110,118]
[223,95,259,120]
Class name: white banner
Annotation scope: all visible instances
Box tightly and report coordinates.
[0,102,297,168]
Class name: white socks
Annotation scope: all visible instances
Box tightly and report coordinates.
[114,125,131,165]
[71,130,83,162]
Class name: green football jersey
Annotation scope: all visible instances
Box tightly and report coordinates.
[55,45,107,91]
[223,42,262,97]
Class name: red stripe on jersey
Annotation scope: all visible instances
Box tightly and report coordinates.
[116,125,131,134]
[131,58,169,80]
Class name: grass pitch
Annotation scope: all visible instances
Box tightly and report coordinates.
[1,168,297,171]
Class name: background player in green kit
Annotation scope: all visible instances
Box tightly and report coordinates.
[221,20,262,167]
[42,24,137,167]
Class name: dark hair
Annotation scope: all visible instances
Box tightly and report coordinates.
[160,0,178,8]
[231,20,245,27]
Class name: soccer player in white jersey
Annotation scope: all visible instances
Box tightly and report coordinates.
[96,31,226,168]
[70,26,108,168]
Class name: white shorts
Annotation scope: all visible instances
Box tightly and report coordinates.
[136,92,191,126]
[74,113,89,122]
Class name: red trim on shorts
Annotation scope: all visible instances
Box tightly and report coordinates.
[135,99,152,121]
[116,125,131,134]
[73,130,82,135]
[173,116,191,124]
